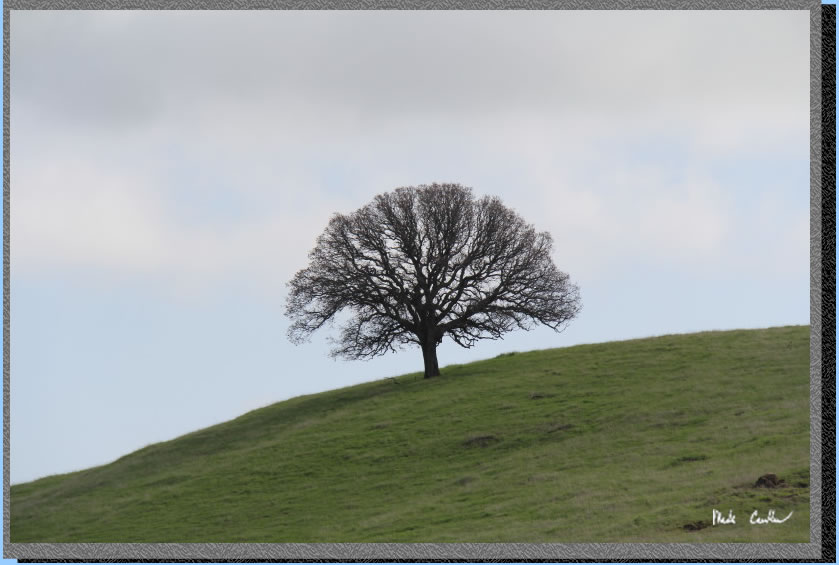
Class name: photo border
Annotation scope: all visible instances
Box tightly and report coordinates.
[2,0,834,561]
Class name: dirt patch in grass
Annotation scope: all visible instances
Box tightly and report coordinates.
[669,454,709,466]
[463,435,499,447]
[755,473,786,488]
[682,520,710,531]
[545,423,574,433]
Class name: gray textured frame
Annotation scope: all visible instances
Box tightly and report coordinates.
[1,0,825,561]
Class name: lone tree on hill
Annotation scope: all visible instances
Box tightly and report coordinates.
[285,183,581,378]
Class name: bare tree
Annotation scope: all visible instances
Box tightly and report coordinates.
[286,183,581,378]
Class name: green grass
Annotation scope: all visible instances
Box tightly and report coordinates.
[11,325,810,542]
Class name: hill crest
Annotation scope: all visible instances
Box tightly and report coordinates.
[11,325,810,543]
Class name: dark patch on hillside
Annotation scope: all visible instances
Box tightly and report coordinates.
[462,434,499,447]
[669,454,709,466]
[755,473,785,488]
[545,422,574,433]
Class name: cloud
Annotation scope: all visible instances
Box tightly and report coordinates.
[13,160,170,274]
[13,10,808,131]
[10,9,810,301]
[12,155,341,300]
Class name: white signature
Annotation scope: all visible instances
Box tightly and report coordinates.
[712,509,736,524]
[712,508,793,525]
[750,509,793,524]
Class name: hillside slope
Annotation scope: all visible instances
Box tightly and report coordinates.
[11,326,810,542]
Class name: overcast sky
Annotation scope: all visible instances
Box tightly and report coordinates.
[10,10,810,484]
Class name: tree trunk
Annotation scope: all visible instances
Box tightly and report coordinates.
[421,341,440,378]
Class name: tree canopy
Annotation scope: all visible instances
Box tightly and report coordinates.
[286,183,581,378]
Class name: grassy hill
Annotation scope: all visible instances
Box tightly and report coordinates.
[11,325,810,542]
